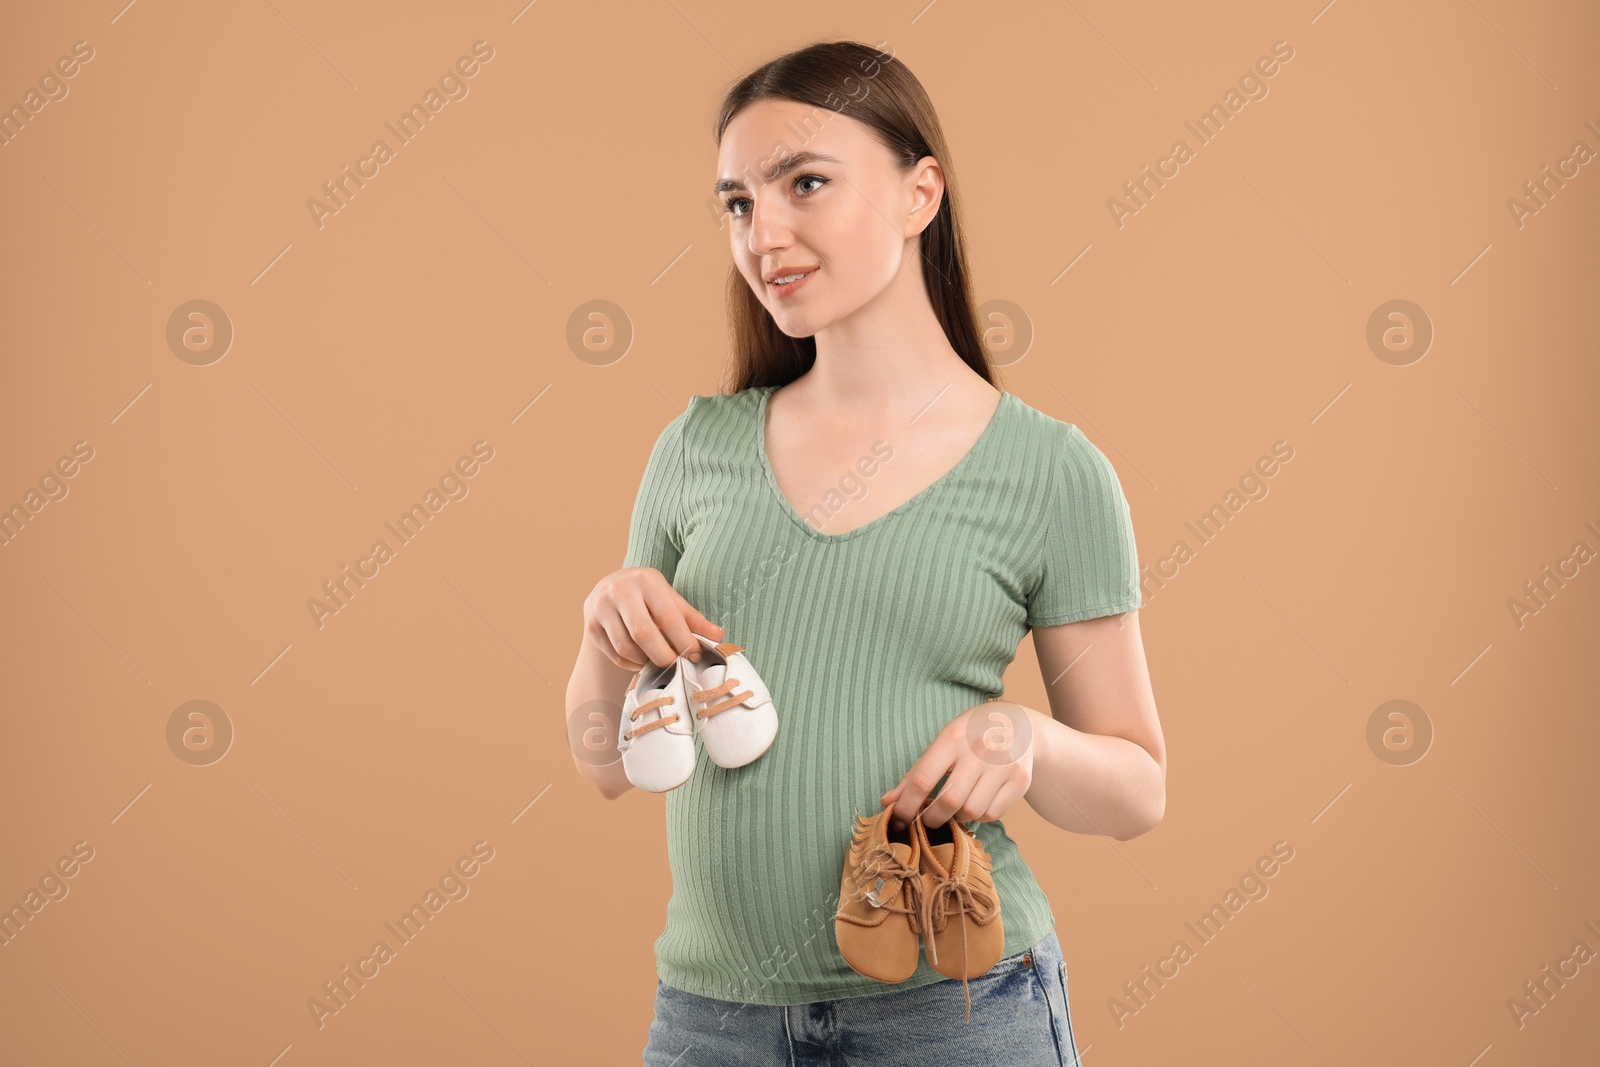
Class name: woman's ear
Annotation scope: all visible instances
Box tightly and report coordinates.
[904,155,944,237]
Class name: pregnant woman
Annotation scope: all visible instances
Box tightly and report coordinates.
[565,39,1166,1067]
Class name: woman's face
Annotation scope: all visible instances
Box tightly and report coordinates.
[715,98,941,339]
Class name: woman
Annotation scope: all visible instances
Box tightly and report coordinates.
[566,39,1165,1067]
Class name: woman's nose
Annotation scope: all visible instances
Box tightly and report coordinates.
[746,200,793,254]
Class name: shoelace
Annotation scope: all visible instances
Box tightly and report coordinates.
[918,857,1001,1023]
[623,693,678,740]
[846,842,928,926]
[690,676,753,719]
[624,660,752,741]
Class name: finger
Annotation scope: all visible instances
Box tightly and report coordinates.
[888,785,932,832]
[621,585,689,668]
[955,771,1006,824]
[647,583,722,666]
[889,751,953,831]
[980,779,1028,823]
[879,783,903,806]
[676,593,725,643]
[596,607,650,671]
[644,594,699,666]
[918,760,981,829]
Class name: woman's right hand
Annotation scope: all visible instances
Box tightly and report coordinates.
[583,567,724,673]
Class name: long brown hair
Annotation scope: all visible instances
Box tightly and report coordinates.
[711,40,995,394]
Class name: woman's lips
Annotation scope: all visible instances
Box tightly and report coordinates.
[768,268,816,299]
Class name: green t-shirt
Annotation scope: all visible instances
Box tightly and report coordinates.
[622,383,1142,1005]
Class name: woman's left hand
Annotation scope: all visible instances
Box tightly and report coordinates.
[879,701,1038,831]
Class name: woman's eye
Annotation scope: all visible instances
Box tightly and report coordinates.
[724,175,829,219]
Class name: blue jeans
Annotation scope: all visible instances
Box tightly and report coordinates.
[642,925,1082,1066]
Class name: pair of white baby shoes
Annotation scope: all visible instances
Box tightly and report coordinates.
[618,633,779,792]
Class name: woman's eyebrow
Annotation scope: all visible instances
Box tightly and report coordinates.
[714,151,842,194]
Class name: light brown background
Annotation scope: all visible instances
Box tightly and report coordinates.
[2,1,1596,1064]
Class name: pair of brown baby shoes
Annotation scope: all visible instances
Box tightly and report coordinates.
[834,805,1004,1023]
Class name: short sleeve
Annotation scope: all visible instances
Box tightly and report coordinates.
[621,402,690,584]
[1025,423,1142,628]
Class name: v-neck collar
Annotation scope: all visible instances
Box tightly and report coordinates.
[754,385,1013,544]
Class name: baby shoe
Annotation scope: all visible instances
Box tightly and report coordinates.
[834,806,927,984]
[679,633,777,768]
[617,657,695,793]
[913,816,1004,1022]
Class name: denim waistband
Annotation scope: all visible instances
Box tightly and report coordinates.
[643,924,1083,1066]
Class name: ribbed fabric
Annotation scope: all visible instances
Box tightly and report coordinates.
[622,384,1142,1006]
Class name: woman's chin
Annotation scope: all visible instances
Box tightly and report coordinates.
[769,309,829,339]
